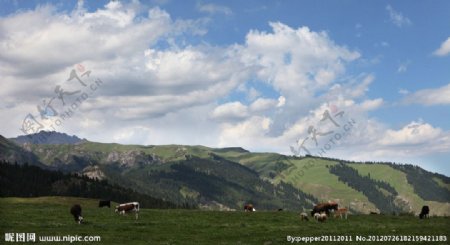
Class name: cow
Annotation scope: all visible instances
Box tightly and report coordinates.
[300,212,309,221]
[317,212,327,222]
[115,202,140,220]
[244,204,255,212]
[98,200,111,208]
[419,206,430,219]
[70,204,83,224]
[311,202,338,217]
[334,208,348,219]
[313,212,321,221]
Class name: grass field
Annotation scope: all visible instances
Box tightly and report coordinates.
[1,197,449,244]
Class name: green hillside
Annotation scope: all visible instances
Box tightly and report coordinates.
[349,163,450,216]
[2,132,449,215]
[235,156,379,213]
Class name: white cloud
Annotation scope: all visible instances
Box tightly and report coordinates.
[218,116,273,149]
[197,3,232,15]
[1,2,448,174]
[403,83,450,105]
[211,102,248,120]
[433,37,450,56]
[249,98,278,112]
[378,121,442,146]
[386,5,412,27]
[277,96,286,107]
[358,98,383,111]
[240,22,360,100]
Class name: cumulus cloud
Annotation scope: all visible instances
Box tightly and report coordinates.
[378,121,442,146]
[386,5,411,27]
[211,102,248,120]
[433,37,450,56]
[403,83,450,105]
[240,22,360,99]
[218,116,273,149]
[249,98,278,112]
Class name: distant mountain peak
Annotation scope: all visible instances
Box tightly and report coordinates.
[10,131,85,145]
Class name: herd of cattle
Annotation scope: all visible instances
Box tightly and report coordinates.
[243,202,430,223]
[70,201,140,224]
[69,200,431,224]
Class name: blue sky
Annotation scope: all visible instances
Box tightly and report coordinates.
[0,0,449,175]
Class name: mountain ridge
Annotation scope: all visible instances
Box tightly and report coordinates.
[1,131,449,214]
[10,131,85,145]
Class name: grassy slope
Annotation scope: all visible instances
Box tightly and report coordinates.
[433,177,450,191]
[276,158,378,212]
[349,164,450,216]
[235,155,378,213]
[18,142,450,214]
[1,197,449,245]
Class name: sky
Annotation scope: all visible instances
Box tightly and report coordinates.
[0,0,449,175]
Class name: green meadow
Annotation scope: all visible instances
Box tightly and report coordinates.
[1,197,449,244]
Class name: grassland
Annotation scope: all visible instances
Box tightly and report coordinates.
[350,163,450,216]
[240,156,379,213]
[1,197,449,244]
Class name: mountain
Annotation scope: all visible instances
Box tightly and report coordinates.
[1,132,449,214]
[10,131,84,145]
[0,135,43,167]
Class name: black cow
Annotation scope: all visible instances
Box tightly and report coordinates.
[99,200,111,208]
[70,204,83,224]
[419,206,430,219]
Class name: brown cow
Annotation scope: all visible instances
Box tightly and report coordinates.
[334,208,348,219]
[115,202,139,220]
[244,204,255,212]
[311,202,338,216]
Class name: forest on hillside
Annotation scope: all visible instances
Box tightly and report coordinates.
[0,161,189,209]
[329,163,403,214]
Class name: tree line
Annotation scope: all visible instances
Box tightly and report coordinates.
[329,162,403,214]
[0,160,193,209]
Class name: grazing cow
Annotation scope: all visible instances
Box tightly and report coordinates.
[419,206,430,219]
[278,208,283,212]
[244,204,255,212]
[313,212,321,221]
[300,212,309,221]
[334,208,348,219]
[115,202,140,220]
[317,212,327,222]
[70,204,83,224]
[98,200,111,208]
[311,202,338,216]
